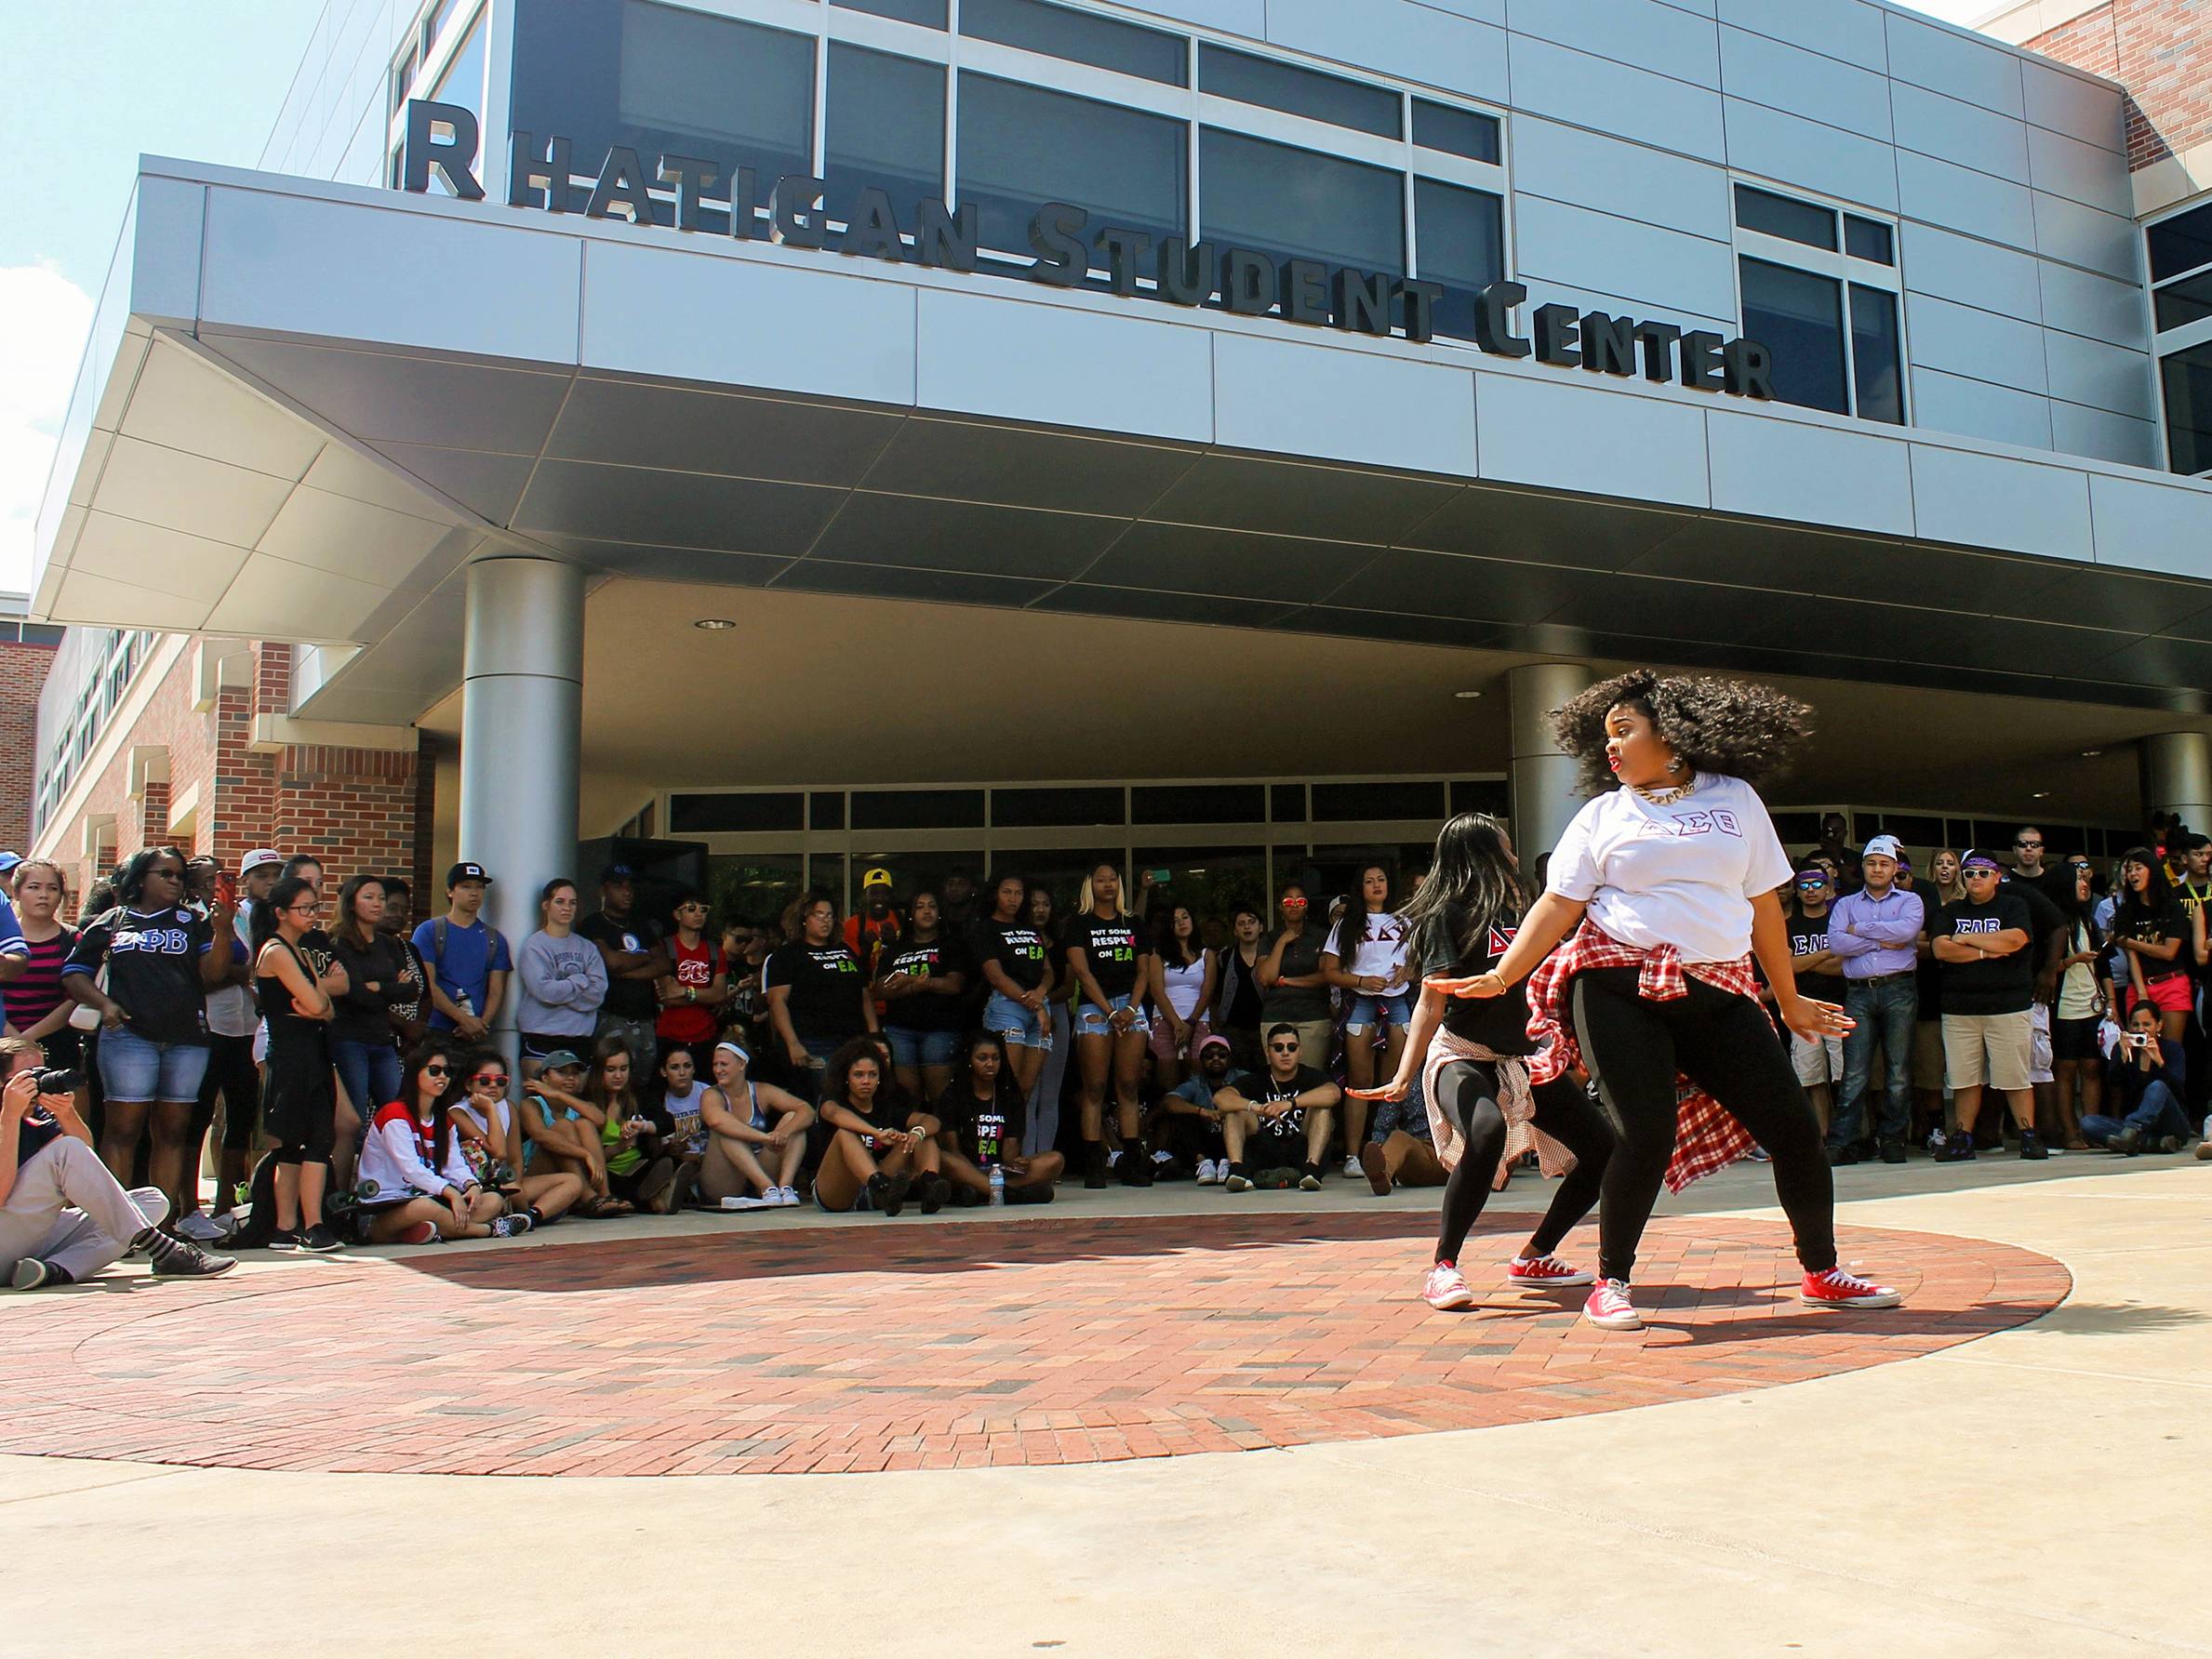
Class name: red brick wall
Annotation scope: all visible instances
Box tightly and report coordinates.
[0,640,56,856]
[2028,0,2212,172]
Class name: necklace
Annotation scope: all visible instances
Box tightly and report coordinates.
[1630,774,1699,806]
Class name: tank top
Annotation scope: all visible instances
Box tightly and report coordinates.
[2,926,75,1034]
[1159,951,1207,1019]
[1220,946,1262,1029]
[256,936,332,1068]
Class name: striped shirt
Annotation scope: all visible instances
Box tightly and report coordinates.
[3,926,79,1036]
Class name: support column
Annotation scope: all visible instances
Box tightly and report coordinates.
[459,557,583,1047]
[2140,732,2212,837]
[1509,662,1595,862]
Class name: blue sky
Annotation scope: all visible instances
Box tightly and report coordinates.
[0,0,1999,591]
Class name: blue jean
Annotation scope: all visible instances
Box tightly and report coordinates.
[331,1038,402,1119]
[1829,975,1916,1148]
[96,1027,210,1104]
[2081,1079,2192,1147]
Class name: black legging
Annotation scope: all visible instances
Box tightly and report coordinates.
[1569,967,1835,1284]
[1432,1061,1613,1267]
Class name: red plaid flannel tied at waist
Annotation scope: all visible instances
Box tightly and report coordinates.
[1418,1027,1577,1179]
[1525,920,1763,1192]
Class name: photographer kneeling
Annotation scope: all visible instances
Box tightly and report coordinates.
[2,1037,234,1288]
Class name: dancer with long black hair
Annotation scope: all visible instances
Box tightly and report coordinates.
[1462,671,1902,1331]
[1350,815,1617,1310]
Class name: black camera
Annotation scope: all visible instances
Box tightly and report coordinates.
[32,1067,83,1095]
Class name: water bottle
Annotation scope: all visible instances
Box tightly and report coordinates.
[989,1165,1006,1205]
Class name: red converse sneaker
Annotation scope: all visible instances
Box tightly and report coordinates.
[1583,1278,1643,1331]
[1422,1262,1475,1310]
[1800,1267,1902,1309]
[1506,1254,1594,1289]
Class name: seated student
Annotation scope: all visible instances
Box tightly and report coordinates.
[2082,1002,2192,1154]
[515,1049,633,1218]
[586,1037,679,1212]
[1214,1022,1342,1193]
[934,1030,1063,1204]
[1358,1068,1447,1197]
[811,1036,950,1216]
[357,1042,534,1244]
[652,1044,713,1213]
[3,1037,233,1287]
[447,1048,585,1226]
[1159,1033,1243,1186]
[700,1041,812,1210]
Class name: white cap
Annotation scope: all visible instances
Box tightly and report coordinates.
[1862,834,1904,861]
[238,849,283,875]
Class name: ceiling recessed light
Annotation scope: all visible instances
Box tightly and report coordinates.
[693,617,737,631]
[2031,791,2050,799]
[1453,689,1485,700]
[2080,749,2102,758]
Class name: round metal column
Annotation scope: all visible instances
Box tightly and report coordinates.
[459,556,583,1045]
[1509,662,1595,862]
[2140,731,2212,837]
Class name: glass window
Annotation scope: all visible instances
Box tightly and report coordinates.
[962,0,1187,86]
[957,73,1187,260]
[1200,127,1403,277]
[835,0,947,25]
[2153,268,2212,333]
[850,850,985,905]
[826,44,945,228]
[849,789,986,830]
[2164,341,2212,475]
[1741,257,1847,416]
[392,45,419,114]
[1132,784,1268,823]
[993,785,1125,828]
[1133,847,1268,942]
[1197,44,1399,139]
[1449,779,1509,817]
[1271,784,1306,823]
[809,854,849,910]
[1849,285,1904,425]
[1415,177,1504,342]
[1413,99,1500,165]
[670,792,804,833]
[1312,781,1446,821]
[709,855,803,930]
[810,791,847,830]
[510,0,814,224]
[1735,184,1837,251]
[2149,202,2212,285]
[429,9,487,144]
[427,0,462,46]
[1844,214,1893,265]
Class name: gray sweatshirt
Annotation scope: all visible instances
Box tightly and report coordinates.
[515,929,608,1038]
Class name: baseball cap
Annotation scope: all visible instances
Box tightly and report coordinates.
[537,1048,584,1072]
[0,852,20,877]
[1961,850,2002,872]
[1196,1033,1232,1056]
[599,862,635,884]
[446,860,492,886]
[239,848,284,876]
[1861,834,1904,862]
[862,866,894,889]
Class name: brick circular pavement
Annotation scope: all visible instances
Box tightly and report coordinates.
[2,1211,2066,1477]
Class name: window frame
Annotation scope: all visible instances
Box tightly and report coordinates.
[386,0,488,181]
[1730,174,1908,426]
[2144,197,2212,479]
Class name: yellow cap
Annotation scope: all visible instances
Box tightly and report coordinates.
[862,867,894,889]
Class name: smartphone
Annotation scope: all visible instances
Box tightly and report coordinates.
[1149,868,1172,884]
[214,869,238,907]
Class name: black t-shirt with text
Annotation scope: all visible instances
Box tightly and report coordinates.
[1240,1063,1331,1138]
[1935,893,2035,1015]
[1786,905,1847,1004]
[935,1080,1018,1167]
[2175,879,2212,984]
[765,941,866,1046]
[579,911,662,1019]
[876,937,971,1032]
[969,917,1049,995]
[66,905,214,1044]
[1416,908,1535,1055]
[2112,899,2188,980]
[1069,913,1149,1004]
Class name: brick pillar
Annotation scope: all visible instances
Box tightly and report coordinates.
[140,780,172,852]
[271,741,426,891]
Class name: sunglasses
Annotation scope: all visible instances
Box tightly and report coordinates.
[1282,898,1308,909]
[1268,1042,1300,1054]
[423,1063,451,1077]
[2014,840,2043,849]
[1964,867,2000,878]
[1794,878,1828,889]
[472,1072,509,1087]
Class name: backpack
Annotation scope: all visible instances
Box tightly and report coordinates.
[431,916,508,977]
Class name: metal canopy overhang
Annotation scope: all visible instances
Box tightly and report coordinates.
[31,160,2212,725]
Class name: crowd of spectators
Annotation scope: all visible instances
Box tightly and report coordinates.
[3,808,2207,1287]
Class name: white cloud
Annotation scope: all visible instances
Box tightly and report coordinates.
[0,263,96,595]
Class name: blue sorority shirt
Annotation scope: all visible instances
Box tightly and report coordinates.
[411,916,513,1028]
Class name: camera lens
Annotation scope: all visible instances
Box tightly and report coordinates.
[31,1067,83,1095]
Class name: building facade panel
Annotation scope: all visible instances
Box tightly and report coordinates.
[1508,0,1722,89]
[1718,25,1896,141]
[1892,82,2033,182]
[1902,221,2046,324]
[1908,440,2097,557]
[1262,0,1508,101]
[1510,193,1739,322]
[1896,149,2041,251]
[2049,395,2159,466]
[1504,33,1726,162]
[1721,97,1900,214]
[1716,0,1888,68]
[1510,116,1733,243]
[1886,9,2028,118]
[1909,365,2059,449]
[1211,333,1477,478]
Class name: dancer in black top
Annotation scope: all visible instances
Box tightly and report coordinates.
[1352,814,1617,1310]
[1066,863,1154,1189]
[255,875,349,1253]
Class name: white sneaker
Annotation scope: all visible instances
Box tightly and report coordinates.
[775,1186,800,1206]
[1583,1278,1644,1331]
[174,1211,235,1245]
[1194,1159,1219,1186]
[720,1195,771,1212]
[1342,1154,1364,1179]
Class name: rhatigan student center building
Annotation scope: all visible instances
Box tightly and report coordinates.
[24,0,2212,942]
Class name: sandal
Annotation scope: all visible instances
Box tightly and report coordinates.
[575,1196,635,1219]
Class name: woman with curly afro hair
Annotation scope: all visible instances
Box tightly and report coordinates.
[1434,670,1903,1331]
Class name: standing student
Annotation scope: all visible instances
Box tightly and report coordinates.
[1823,836,1925,1166]
[1911,850,1967,1137]
[699,1041,812,1209]
[1930,854,2046,1161]
[412,862,510,1041]
[328,875,410,1128]
[1465,670,1902,1331]
[763,890,874,1099]
[2111,846,2191,1042]
[515,879,607,1074]
[844,867,904,976]
[61,847,238,1226]
[201,851,281,1226]
[1782,866,1848,1135]
[654,889,727,1074]
[871,888,970,1104]
[1066,862,1154,1189]
[935,1029,1063,1203]
[1351,813,1617,1308]
[1024,884,1073,1157]
[1214,905,1267,1071]
[253,875,350,1252]
[1323,865,1412,1173]
[4,862,82,1105]
[1148,905,1217,1094]
[2049,861,2106,1150]
[377,878,431,1050]
[579,865,669,1063]
[1259,882,1334,1076]
[975,874,1053,1109]
[811,1037,948,1216]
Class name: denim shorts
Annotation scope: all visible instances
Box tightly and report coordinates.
[884,1026,959,1068]
[1074,994,1150,1038]
[984,992,1048,1050]
[1345,991,1414,1033]
[98,1026,211,1105]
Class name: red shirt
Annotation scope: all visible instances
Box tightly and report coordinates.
[657,935,723,1042]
